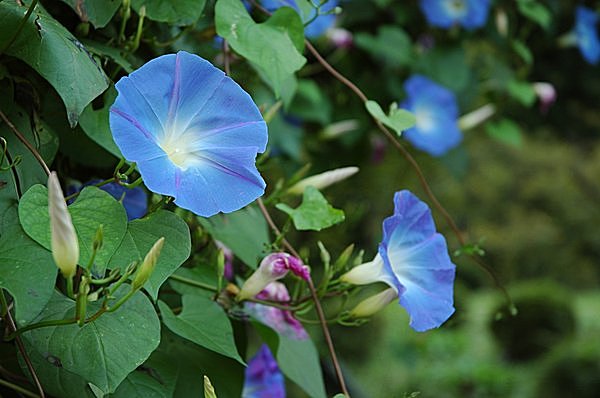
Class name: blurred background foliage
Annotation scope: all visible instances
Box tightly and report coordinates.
[1,0,599,396]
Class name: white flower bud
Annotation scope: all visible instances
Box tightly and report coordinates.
[287,166,359,195]
[131,237,165,290]
[48,172,79,278]
[349,288,398,318]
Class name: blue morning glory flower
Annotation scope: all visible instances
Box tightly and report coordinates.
[109,51,268,217]
[243,344,285,398]
[575,6,600,64]
[419,0,491,30]
[401,75,462,157]
[342,190,456,332]
[261,0,338,38]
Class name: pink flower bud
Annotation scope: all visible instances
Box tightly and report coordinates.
[237,253,309,301]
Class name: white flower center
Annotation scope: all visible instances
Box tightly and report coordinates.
[444,0,467,17]
[159,130,199,170]
[415,109,436,133]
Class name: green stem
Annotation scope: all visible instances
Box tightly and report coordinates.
[168,274,218,292]
[0,378,41,398]
[106,289,135,312]
[6,318,77,341]
[66,276,75,300]
[0,0,39,56]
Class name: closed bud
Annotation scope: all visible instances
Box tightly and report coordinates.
[204,375,217,398]
[287,166,359,195]
[48,172,79,278]
[93,224,104,252]
[237,253,309,302]
[131,237,165,291]
[458,104,496,131]
[349,288,398,318]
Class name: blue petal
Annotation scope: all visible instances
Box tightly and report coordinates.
[110,51,268,217]
[401,75,462,156]
[419,0,490,30]
[576,6,600,65]
[243,344,285,398]
[379,190,456,331]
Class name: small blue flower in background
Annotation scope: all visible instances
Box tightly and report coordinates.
[419,0,491,30]
[243,344,285,398]
[342,190,456,332]
[109,51,268,217]
[575,6,600,64]
[261,0,339,38]
[401,75,462,157]
[67,180,147,221]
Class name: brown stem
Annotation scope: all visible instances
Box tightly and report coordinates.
[0,110,50,176]
[256,198,350,397]
[304,39,513,308]
[257,198,300,258]
[0,291,46,398]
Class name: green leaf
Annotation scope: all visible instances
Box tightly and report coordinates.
[254,321,327,398]
[415,47,470,92]
[131,0,207,26]
[18,344,97,398]
[82,40,135,74]
[288,79,332,125]
[18,185,128,275]
[157,330,244,398]
[22,288,160,395]
[276,186,344,231]
[0,95,58,214]
[485,118,523,148]
[158,295,244,364]
[512,40,533,65]
[354,26,413,68]
[198,205,269,269]
[215,0,306,97]
[78,85,123,158]
[517,0,551,30]
[168,266,217,298]
[109,350,177,398]
[58,0,121,28]
[507,80,536,107]
[365,100,416,136]
[0,1,109,127]
[0,206,56,324]
[108,210,191,299]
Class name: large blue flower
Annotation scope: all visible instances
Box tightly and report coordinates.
[342,190,456,332]
[419,0,491,30]
[243,344,285,398]
[401,75,462,157]
[261,0,338,38]
[575,6,600,65]
[109,51,268,217]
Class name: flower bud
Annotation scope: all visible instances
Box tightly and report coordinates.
[237,253,309,302]
[349,287,398,318]
[203,375,217,398]
[326,27,353,48]
[93,224,104,252]
[287,166,359,195]
[533,82,557,114]
[458,104,496,131]
[48,172,79,278]
[131,237,165,291]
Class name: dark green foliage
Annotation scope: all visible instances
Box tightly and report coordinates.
[536,340,600,398]
[490,282,576,362]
